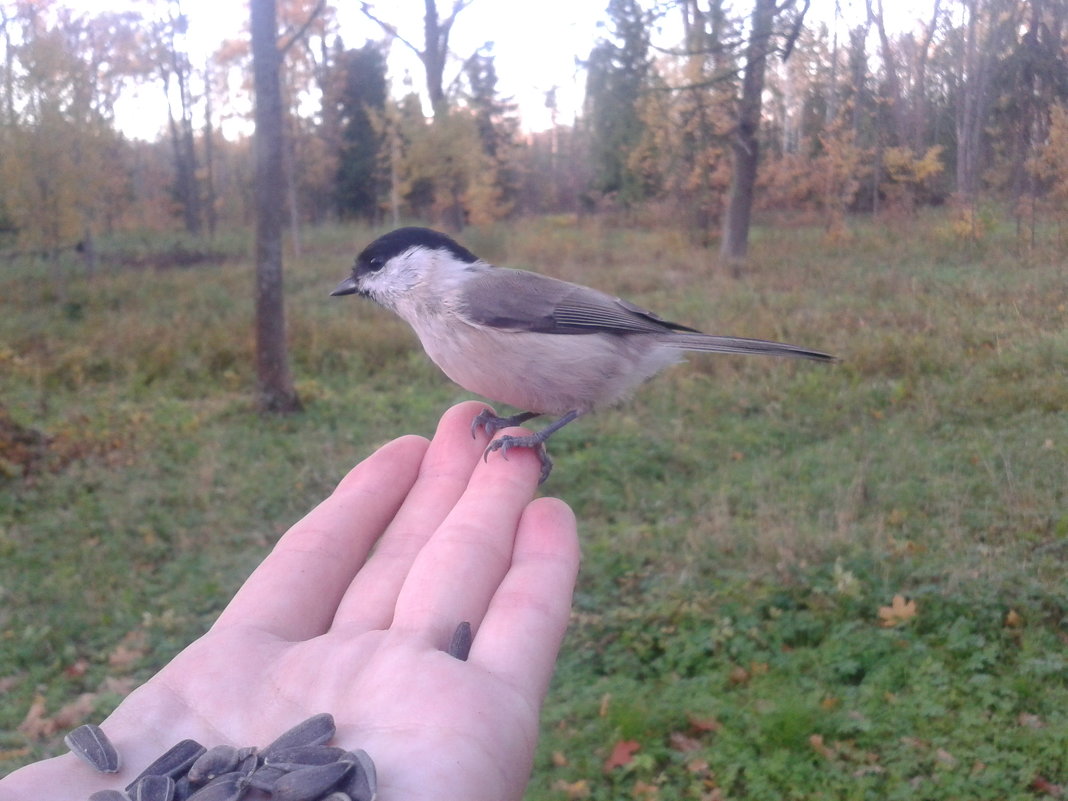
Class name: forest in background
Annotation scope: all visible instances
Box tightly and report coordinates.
[3,0,1068,263]
[3,1,1068,794]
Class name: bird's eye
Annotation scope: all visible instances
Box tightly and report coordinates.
[367,256,385,272]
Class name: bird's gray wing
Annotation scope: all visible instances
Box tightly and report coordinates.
[457,268,700,335]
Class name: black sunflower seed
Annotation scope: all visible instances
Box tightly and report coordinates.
[270,761,353,801]
[125,739,205,793]
[65,723,121,774]
[448,621,473,660]
[261,713,336,758]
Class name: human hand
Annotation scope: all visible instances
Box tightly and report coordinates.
[0,401,580,801]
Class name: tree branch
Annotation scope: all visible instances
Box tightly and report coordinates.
[278,0,325,56]
[780,0,809,61]
[442,0,476,30]
[361,2,424,57]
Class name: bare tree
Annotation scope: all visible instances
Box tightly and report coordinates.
[250,0,302,413]
[866,0,909,147]
[956,0,1018,203]
[154,0,203,236]
[361,0,474,118]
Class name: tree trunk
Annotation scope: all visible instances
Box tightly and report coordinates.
[163,37,203,237]
[867,0,909,148]
[956,0,981,202]
[203,59,218,238]
[251,0,301,414]
[423,0,447,116]
[955,0,1015,204]
[719,0,777,274]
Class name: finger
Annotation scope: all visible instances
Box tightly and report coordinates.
[212,434,428,640]
[470,498,579,698]
[388,427,546,646]
[330,401,495,630]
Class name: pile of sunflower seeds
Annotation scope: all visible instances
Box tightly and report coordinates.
[66,713,376,801]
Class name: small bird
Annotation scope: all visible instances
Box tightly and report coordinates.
[332,227,835,482]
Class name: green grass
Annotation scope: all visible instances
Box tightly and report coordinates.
[1,214,1066,798]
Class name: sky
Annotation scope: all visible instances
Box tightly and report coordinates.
[107,0,613,140]
[79,0,939,141]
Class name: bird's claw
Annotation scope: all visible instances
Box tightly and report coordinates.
[482,434,554,484]
[470,409,540,439]
[470,409,502,439]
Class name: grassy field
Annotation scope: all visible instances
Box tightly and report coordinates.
[1,214,1066,798]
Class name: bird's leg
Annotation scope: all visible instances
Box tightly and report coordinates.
[483,410,582,484]
[470,408,541,439]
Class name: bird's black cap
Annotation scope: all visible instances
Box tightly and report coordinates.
[357,227,479,271]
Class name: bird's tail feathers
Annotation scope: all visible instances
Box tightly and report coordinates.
[664,333,836,362]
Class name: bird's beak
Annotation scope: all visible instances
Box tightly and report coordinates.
[330,275,359,297]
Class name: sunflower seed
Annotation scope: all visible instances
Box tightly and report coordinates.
[187,745,240,784]
[263,745,348,770]
[321,794,353,801]
[88,791,131,801]
[125,739,206,792]
[261,713,335,758]
[246,764,286,791]
[339,749,377,801]
[183,772,245,801]
[65,723,121,773]
[448,621,473,661]
[270,761,353,801]
[234,746,259,775]
[131,774,175,801]
[172,775,194,801]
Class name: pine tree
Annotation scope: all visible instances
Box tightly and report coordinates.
[583,0,653,206]
[333,42,388,220]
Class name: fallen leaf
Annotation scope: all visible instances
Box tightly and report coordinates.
[809,734,835,758]
[1005,609,1023,628]
[728,665,750,685]
[551,779,590,799]
[935,748,958,768]
[1018,713,1045,729]
[551,750,569,767]
[108,629,148,671]
[878,595,917,627]
[100,676,137,697]
[53,693,97,729]
[64,659,89,678]
[599,693,612,718]
[632,779,659,799]
[1030,775,1063,797]
[852,765,886,778]
[16,695,50,739]
[687,714,721,733]
[604,740,640,772]
[686,757,710,776]
[17,691,95,739]
[669,731,702,753]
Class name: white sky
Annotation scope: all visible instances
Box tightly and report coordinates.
[80,0,938,140]
[108,0,611,140]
